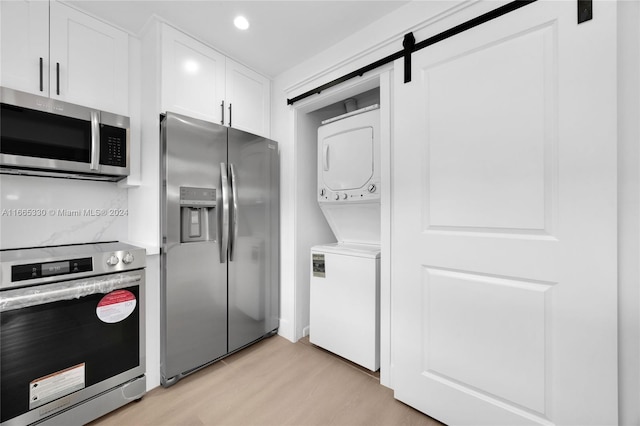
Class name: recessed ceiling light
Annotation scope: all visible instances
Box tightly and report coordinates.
[234,16,250,30]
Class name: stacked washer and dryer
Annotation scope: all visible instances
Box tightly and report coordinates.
[310,103,381,371]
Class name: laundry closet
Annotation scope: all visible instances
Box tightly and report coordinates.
[288,81,391,376]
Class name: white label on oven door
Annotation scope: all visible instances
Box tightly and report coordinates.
[29,363,85,410]
[96,289,136,323]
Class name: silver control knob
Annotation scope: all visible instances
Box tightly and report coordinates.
[122,252,134,265]
[368,184,376,193]
[342,193,348,200]
[334,193,340,200]
[320,188,326,197]
[106,254,120,266]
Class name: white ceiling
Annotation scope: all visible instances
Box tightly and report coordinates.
[66,1,410,78]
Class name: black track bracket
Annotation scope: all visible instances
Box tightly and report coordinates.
[577,0,593,24]
[403,32,416,83]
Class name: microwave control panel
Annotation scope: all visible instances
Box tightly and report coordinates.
[100,124,127,167]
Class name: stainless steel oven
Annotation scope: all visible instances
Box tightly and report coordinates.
[0,242,146,426]
[0,87,129,181]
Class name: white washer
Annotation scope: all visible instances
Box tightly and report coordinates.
[310,243,380,371]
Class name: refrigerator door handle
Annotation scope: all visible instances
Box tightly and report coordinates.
[229,163,239,262]
[219,162,230,263]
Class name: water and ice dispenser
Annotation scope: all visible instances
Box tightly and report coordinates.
[179,186,216,243]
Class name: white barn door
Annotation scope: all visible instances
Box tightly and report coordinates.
[391,1,617,425]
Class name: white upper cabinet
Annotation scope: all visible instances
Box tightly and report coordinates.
[161,24,226,125]
[160,24,271,138]
[49,2,128,115]
[225,58,270,138]
[0,1,129,115]
[1,1,49,95]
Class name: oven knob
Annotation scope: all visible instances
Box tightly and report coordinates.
[368,184,376,193]
[342,193,348,200]
[122,252,134,265]
[106,254,120,266]
[319,188,326,197]
[334,193,340,201]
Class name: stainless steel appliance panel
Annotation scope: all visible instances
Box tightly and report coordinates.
[0,87,130,181]
[227,128,279,352]
[0,242,146,426]
[161,113,228,382]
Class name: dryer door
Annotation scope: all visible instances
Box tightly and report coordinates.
[320,126,373,191]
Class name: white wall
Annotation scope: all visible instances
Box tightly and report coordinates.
[134,20,163,390]
[0,175,128,249]
[618,1,640,424]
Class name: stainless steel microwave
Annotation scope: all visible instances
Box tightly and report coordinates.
[0,87,129,181]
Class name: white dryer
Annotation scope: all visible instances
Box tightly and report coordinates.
[317,105,380,245]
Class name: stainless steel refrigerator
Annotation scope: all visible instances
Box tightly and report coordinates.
[160,112,279,386]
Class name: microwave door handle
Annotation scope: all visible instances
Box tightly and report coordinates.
[90,111,100,170]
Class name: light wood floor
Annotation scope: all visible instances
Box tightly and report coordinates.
[90,335,444,426]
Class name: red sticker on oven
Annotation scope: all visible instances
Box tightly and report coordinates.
[96,290,136,323]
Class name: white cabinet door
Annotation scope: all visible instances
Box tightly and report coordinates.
[49,1,129,115]
[392,1,617,425]
[225,58,270,138]
[161,24,225,124]
[0,0,49,96]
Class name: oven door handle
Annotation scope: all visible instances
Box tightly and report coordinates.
[0,272,143,312]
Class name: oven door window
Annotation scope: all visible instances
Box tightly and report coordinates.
[0,287,139,422]
[0,104,91,163]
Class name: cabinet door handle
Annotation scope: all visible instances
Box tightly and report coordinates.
[228,103,232,127]
[220,100,225,125]
[56,62,60,95]
[39,58,43,92]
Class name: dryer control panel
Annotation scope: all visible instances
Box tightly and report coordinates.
[318,181,380,203]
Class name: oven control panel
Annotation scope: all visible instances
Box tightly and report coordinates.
[12,258,92,282]
[105,251,135,267]
[1,242,146,289]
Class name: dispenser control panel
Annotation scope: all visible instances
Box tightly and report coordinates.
[179,187,216,207]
